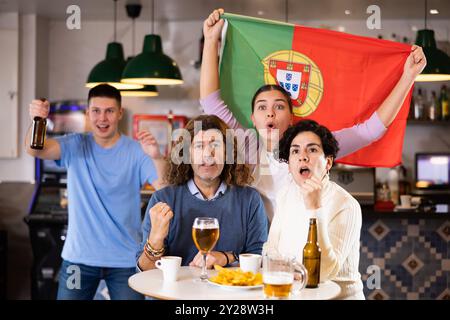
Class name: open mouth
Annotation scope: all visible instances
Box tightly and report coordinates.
[299,167,310,177]
[97,124,110,132]
[266,122,276,130]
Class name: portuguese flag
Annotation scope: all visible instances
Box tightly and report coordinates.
[219,13,413,167]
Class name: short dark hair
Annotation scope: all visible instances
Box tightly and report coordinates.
[278,119,339,163]
[251,84,293,113]
[88,84,121,107]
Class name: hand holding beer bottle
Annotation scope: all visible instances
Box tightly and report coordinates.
[29,98,49,150]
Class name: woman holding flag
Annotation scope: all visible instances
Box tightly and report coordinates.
[200,8,426,222]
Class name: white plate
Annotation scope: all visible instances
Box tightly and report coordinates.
[207,279,263,290]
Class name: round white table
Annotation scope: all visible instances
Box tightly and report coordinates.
[129,266,341,300]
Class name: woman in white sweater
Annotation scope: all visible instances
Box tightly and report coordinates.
[264,120,364,299]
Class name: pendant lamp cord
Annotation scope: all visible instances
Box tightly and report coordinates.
[151,0,155,34]
[132,18,135,56]
[285,0,288,23]
[424,0,427,29]
[113,0,117,42]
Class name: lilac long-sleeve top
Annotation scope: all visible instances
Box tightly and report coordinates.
[200,90,387,221]
[200,90,386,160]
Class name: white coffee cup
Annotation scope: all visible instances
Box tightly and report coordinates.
[239,253,262,274]
[400,195,412,208]
[155,256,182,282]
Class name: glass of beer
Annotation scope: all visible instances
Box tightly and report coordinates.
[192,217,220,281]
[262,254,307,299]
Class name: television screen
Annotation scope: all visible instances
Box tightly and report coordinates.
[415,153,450,189]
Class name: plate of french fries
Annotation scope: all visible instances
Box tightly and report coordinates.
[208,265,263,290]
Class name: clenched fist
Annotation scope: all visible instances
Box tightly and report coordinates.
[203,8,224,42]
[148,202,174,245]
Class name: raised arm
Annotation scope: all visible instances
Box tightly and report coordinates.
[137,130,168,190]
[25,99,61,160]
[200,9,260,164]
[376,45,426,126]
[200,9,244,131]
[200,8,223,99]
[333,45,426,159]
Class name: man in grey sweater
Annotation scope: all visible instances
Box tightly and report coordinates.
[137,115,268,271]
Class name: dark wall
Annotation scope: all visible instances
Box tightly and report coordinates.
[0,182,34,300]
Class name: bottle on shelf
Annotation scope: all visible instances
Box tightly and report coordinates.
[435,90,442,121]
[414,88,424,120]
[302,218,321,289]
[440,85,449,121]
[390,33,398,42]
[428,91,437,121]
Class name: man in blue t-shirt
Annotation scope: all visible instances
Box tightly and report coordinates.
[137,115,268,272]
[26,84,166,300]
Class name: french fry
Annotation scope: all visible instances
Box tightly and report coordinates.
[209,265,263,286]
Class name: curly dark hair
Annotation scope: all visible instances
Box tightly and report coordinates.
[166,115,254,186]
[278,119,339,163]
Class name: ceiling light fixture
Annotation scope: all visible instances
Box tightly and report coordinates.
[415,0,450,82]
[120,3,159,97]
[86,0,143,90]
[121,0,183,85]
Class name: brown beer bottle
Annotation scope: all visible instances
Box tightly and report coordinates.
[302,218,321,288]
[30,98,47,150]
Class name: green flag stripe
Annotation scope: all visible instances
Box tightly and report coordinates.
[220,13,294,128]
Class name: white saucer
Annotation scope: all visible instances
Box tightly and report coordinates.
[394,204,418,211]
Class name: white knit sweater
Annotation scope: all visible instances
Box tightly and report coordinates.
[264,176,364,299]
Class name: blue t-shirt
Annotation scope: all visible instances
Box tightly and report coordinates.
[138,184,268,266]
[56,133,157,268]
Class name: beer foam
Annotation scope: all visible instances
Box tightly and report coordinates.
[263,272,294,285]
[192,225,219,229]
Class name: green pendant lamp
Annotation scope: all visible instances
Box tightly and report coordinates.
[415,0,450,82]
[120,4,158,97]
[121,59,159,97]
[120,86,158,96]
[86,0,143,90]
[121,0,183,86]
